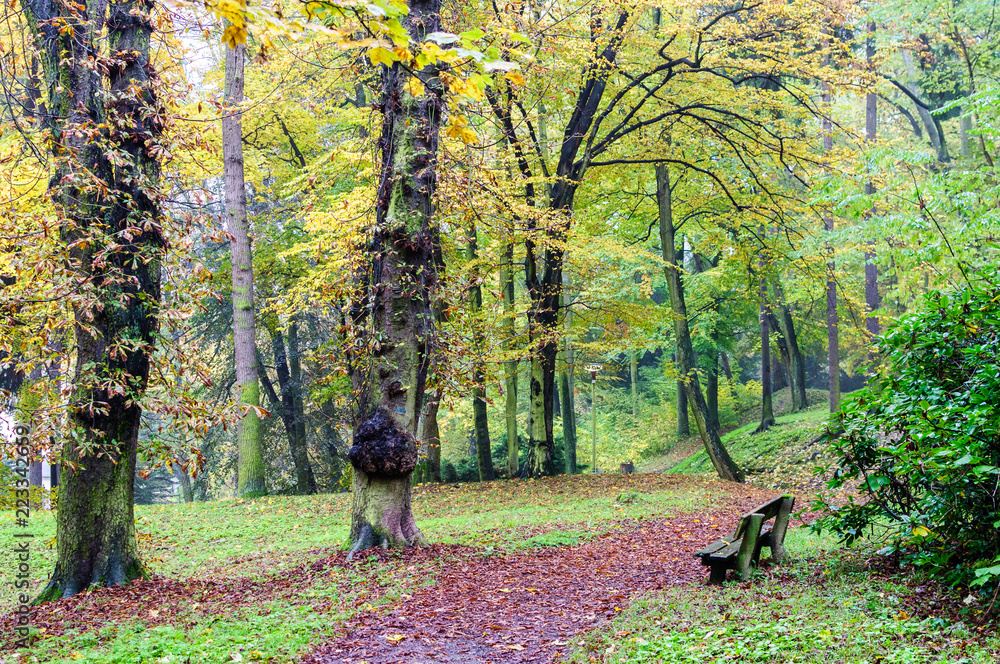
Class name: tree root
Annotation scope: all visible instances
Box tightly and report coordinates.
[753,418,775,435]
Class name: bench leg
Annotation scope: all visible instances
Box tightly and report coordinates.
[735,513,764,579]
[770,496,795,564]
[708,562,727,584]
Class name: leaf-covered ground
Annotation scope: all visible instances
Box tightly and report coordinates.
[1,472,996,663]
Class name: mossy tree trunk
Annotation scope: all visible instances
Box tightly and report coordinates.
[26,0,165,601]
[347,0,442,555]
[224,42,266,498]
[559,276,577,474]
[656,164,743,483]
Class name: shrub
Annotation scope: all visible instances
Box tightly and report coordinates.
[816,268,1000,595]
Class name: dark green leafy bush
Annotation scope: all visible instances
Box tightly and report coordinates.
[816,268,1000,594]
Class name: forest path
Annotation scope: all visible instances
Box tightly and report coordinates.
[303,484,783,664]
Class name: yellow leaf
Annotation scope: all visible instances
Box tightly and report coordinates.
[912,525,931,537]
[386,634,406,642]
[404,77,425,97]
[221,24,247,48]
[505,71,526,86]
[368,46,396,66]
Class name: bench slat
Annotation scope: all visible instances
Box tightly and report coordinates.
[694,538,731,558]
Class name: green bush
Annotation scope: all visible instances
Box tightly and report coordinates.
[816,268,1000,595]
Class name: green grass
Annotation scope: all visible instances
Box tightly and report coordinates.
[3,475,729,663]
[569,527,1000,664]
[669,405,831,477]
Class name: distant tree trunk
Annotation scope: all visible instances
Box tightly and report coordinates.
[50,464,59,489]
[347,0,442,555]
[467,223,494,482]
[769,293,807,412]
[864,20,880,366]
[501,243,519,477]
[656,164,743,482]
[224,42,266,498]
[758,276,775,433]
[287,320,317,493]
[30,0,164,601]
[676,374,689,437]
[720,353,734,382]
[419,392,442,483]
[675,243,690,439]
[263,320,314,494]
[822,48,841,413]
[559,281,577,474]
[630,352,639,419]
[172,462,193,503]
[707,350,720,433]
[29,461,42,487]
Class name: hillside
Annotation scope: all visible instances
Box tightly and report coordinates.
[641,388,836,492]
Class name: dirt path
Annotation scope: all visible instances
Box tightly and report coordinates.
[304,488,785,664]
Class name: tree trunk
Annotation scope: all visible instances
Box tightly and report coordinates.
[822,49,841,413]
[287,320,317,493]
[675,242,690,438]
[769,292,807,412]
[676,354,689,437]
[656,164,743,482]
[864,21,880,366]
[630,352,639,419]
[758,276,775,433]
[560,276,577,475]
[419,392,442,483]
[347,0,442,556]
[466,223,494,482]
[264,320,314,494]
[707,350,720,433]
[224,42,266,498]
[50,464,59,489]
[501,242,519,477]
[28,0,164,601]
[172,462,193,503]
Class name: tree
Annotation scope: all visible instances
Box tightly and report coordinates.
[656,163,743,482]
[345,0,444,555]
[24,0,167,600]
[223,41,267,498]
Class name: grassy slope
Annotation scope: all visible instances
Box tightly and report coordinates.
[642,388,836,492]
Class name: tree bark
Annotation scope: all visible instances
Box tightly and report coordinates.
[28,0,164,600]
[172,462,193,503]
[676,353,689,437]
[466,223,494,482]
[224,42,266,498]
[630,351,639,420]
[263,320,314,494]
[419,392,442,483]
[864,21,880,366]
[560,275,577,475]
[758,276,775,433]
[287,320,317,493]
[500,242,519,477]
[656,164,743,482]
[769,289,807,412]
[347,0,442,555]
[822,48,840,413]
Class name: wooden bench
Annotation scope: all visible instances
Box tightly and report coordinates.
[693,494,795,583]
